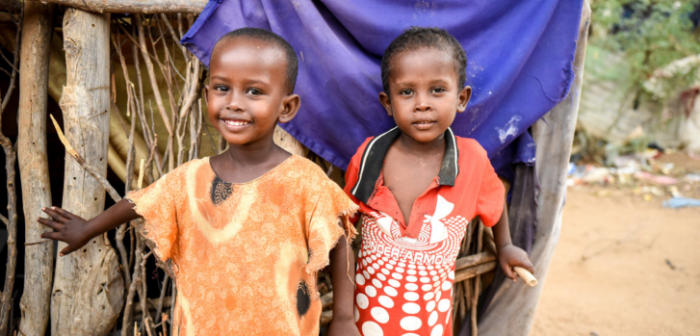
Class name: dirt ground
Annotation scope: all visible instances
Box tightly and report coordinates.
[531,185,700,336]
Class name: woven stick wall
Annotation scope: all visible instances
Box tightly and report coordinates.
[0,6,499,335]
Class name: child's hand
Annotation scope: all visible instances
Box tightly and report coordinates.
[38,207,92,256]
[327,316,360,336]
[497,243,534,282]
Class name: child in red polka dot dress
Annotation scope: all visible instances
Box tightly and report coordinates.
[344,27,535,336]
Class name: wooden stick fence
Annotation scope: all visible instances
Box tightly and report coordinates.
[0,5,505,336]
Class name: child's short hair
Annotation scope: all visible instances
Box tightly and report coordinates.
[217,28,299,93]
[381,27,467,94]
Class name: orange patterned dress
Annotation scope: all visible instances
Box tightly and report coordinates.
[126,155,358,336]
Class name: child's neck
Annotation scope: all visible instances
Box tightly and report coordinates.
[382,131,446,226]
[212,137,291,184]
[395,131,446,155]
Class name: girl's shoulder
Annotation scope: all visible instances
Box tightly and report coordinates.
[283,155,333,183]
[280,155,345,194]
[454,136,489,162]
[157,157,210,182]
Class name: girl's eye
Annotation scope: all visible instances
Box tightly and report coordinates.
[432,87,446,93]
[399,89,413,95]
[246,88,262,95]
[215,85,229,92]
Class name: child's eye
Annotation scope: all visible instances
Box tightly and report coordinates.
[431,87,446,93]
[215,85,229,92]
[246,88,263,95]
[399,89,413,95]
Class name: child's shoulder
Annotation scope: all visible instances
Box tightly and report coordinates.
[285,155,336,184]
[454,135,489,161]
[161,157,209,180]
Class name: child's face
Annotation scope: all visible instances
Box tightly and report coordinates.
[379,48,471,144]
[205,37,299,148]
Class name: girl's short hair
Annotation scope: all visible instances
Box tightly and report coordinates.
[381,27,467,93]
[216,28,298,93]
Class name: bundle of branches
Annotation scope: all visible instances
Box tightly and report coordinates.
[0,6,500,336]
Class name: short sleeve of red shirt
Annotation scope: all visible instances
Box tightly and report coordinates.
[475,150,505,227]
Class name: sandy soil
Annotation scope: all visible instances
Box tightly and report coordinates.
[531,186,700,336]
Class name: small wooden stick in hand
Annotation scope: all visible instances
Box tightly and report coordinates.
[514,267,538,287]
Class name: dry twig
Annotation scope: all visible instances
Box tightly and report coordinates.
[49,114,122,203]
[0,10,22,335]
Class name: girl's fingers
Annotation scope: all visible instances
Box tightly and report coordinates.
[42,207,70,224]
[59,245,76,256]
[500,261,516,281]
[53,207,75,220]
[523,262,534,274]
[40,231,63,241]
[37,218,63,231]
[519,256,535,273]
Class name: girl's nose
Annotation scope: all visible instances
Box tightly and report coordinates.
[227,92,244,111]
[414,101,432,112]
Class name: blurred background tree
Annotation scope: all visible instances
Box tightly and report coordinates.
[574,0,700,162]
[589,0,700,103]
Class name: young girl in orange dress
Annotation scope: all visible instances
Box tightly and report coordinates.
[38,28,361,336]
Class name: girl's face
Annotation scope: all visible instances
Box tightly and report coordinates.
[205,37,299,148]
[379,47,471,144]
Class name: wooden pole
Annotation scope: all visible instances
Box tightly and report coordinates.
[50,9,124,335]
[37,0,206,14]
[0,8,21,336]
[45,30,152,185]
[17,2,55,335]
[0,0,20,12]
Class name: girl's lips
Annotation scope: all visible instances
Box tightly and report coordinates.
[412,120,437,130]
[221,118,252,131]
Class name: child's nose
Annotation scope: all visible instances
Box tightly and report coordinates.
[227,92,245,111]
[414,101,432,112]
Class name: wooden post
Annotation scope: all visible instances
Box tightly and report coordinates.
[0,8,21,336]
[17,3,55,335]
[51,9,124,335]
[36,0,206,14]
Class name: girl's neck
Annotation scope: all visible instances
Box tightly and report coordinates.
[396,132,446,156]
[226,137,281,167]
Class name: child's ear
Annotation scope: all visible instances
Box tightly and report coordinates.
[379,92,393,117]
[278,94,301,123]
[457,86,472,113]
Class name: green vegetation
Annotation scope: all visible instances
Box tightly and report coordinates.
[589,0,700,102]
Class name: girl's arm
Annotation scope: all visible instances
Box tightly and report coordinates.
[492,202,535,281]
[39,199,141,256]
[327,225,360,336]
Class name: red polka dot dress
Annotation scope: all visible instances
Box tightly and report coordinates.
[344,129,505,336]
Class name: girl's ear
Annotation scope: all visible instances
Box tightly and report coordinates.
[278,94,301,123]
[457,86,472,113]
[379,92,393,117]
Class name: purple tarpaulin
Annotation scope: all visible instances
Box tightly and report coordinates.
[182,0,584,175]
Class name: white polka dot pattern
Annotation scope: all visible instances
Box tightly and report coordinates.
[362,321,383,336]
[353,211,469,336]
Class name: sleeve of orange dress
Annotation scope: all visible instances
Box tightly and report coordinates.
[126,165,185,262]
[305,175,359,276]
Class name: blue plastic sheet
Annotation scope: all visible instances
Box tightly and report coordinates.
[182,0,584,174]
[663,197,700,209]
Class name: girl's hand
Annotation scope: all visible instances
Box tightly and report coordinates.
[38,207,91,256]
[497,243,534,282]
[327,316,360,336]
